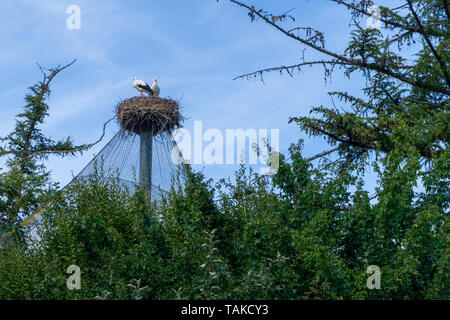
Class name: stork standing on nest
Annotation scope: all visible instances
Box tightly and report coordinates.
[133,77,158,97]
[151,77,160,97]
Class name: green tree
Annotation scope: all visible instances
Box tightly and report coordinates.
[0,61,95,245]
[227,0,449,299]
[229,0,448,166]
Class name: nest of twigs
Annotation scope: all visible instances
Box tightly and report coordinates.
[117,96,181,135]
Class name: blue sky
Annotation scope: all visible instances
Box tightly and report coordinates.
[0,0,390,192]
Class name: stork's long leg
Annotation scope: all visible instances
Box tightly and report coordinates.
[141,91,143,97]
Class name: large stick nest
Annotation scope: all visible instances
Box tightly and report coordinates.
[117,96,182,135]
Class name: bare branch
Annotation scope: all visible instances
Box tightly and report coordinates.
[233,60,350,81]
[20,116,116,157]
[36,59,77,97]
[306,147,340,161]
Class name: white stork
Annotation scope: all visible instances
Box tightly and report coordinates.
[151,78,160,97]
[133,77,154,97]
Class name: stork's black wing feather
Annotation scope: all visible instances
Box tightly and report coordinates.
[137,83,154,95]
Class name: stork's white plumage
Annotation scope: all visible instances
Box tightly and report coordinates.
[151,78,160,97]
[133,77,154,97]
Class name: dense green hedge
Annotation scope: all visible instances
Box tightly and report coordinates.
[0,144,447,299]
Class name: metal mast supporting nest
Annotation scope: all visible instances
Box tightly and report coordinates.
[139,130,153,197]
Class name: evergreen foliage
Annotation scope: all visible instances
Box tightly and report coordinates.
[0,61,92,245]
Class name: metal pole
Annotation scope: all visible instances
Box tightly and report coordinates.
[139,131,153,202]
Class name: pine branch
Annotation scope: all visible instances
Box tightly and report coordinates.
[229,0,450,95]
[17,59,77,172]
[406,0,450,87]
[333,0,446,37]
